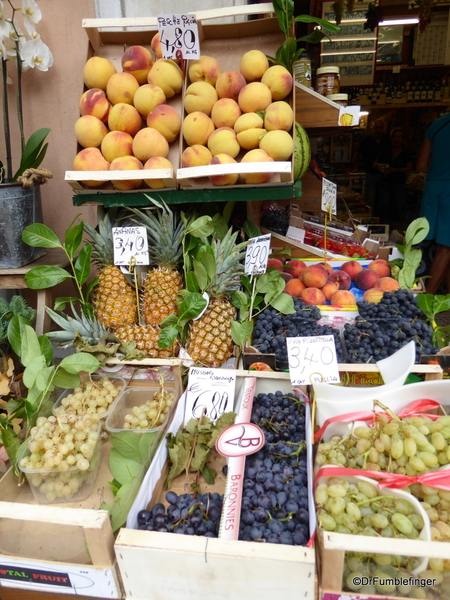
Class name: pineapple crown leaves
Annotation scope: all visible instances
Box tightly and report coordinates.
[45,303,112,347]
[84,206,131,268]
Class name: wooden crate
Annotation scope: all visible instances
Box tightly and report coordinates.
[114,371,316,600]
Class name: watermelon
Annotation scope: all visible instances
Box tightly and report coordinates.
[293,121,311,181]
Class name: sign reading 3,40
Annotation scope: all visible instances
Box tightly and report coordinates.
[157,14,200,59]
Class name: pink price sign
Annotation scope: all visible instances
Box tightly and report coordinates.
[215,423,265,458]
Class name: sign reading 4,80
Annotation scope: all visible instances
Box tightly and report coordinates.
[157,14,200,59]
[287,335,340,386]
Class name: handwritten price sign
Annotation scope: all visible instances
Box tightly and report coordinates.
[244,233,271,275]
[112,226,149,266]
[321,178,337,215]
[184,367,236,425]
[287,335,340,386]
[157,14,200,59]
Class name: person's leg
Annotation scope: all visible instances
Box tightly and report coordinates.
[426,243,450,294]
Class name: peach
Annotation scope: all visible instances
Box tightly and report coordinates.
[143,156,173,189]
[234,112,265,150]
[234,112,264,134]
[284,278,306,297]
[340,260,363,281]
[259,130,294,161]
[189,55,221,86]
[377,277,400,291]
[264,101,294,132]
[211,98,241,129]
[330,290,357,306]
[79,88,111,123]
[83,56,117,91]
[267,258,284,270]
[101,131,133,163]
[240,49,269,82]
[322,282,339,302]
[281,272,293,284]
[240,149,274,185]
[355,269,380,291]
[182,112,215,146]
[121,45,154,84]
[147,59,183,98]
[184,81,218,116]
[328,269,352,291]
[209,154,239,187]
[72,147,110,187]
[150,32,162,59]
[132,127,169,162]
[74,115,108,149]
[300,287,326,306]
[110,155,143,190]
[106,72,140,105]
[318,262,334,275]
[368,259,391,278]
[238,82,272,113]
[146,104,181,142]
[108,102,143,137]
[284,260,306,278]
[301,264,329,289]
[133,84,166,118]
[261,65,293,100]
[215,70,246,102]
[207,127,240,158]
[181,145,213,168]
[363,288,385,304]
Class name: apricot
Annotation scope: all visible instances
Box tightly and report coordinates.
[209,154,239,186]
[261,65,293,100]
[207,127,240,158]
[150,32,162,59]
[240,149,274,185]
[211,98,241,129]
[110,155,143,190]
[284,260,306,278]
[74,115,108,149]
[340,260,363,281]
[133,84,166,118]
[108,102,142,137]
[181,145,213,168]
[184,81,218,116]
[377,277,400,291]
[301,264,329,289]
[363,288,385,304]
[215,70,246,102]
[284,278,306,297]
[146,104,181,142]
[259,130,294,161]
[355,269,380,291]
[132,127,169,162]
[264,101,294,132]
[83,56,117,91]
[368,259,391,278]
[79,88,111,123]
[147,59,183,98]
[240,49,269,82]
[121,45,154,84]
[189,55,221,86]
[322,282,339,302]
[328,269,352,291]
[182,112,215,146]
[300,287,326,306]
[143,156,173,189]
[72,147,110,187]
[238,82,272,113]
[101,131,133,163]
[330,290,357,306]
[106,72,140,105]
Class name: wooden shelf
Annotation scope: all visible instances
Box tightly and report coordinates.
[359,101,450,109]
[376,63,448,71]
[295,82,341,128]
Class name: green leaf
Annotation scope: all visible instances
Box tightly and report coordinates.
[231,290,250,313]
[186,271,199,293]
[211,214,228,241]
[110,431,142,462]
[22,223,61,249]
[177,293,208,326]
[38,334,53,364]
[270,292,296,314]
[138,432,157,460]
[74,244,92,286]
[398,265,416,289]
[53,296,79,311]
[160,314,178,327]
[7,398,26,419]
[13,128,51,180]
[231,320,254,347]
[201,466,216,485]
[198,251,216,282]
[2,429,21,476]
[64,222,84,259]
[272,0,292,35]
[158,324,179,350]
[86,278,99,299]
[109,448,141,485]
[35,365,56,393]
[404,217,430,247]
[24,266,72,289]
[294,15,341,33]
[21,325,41,367]
[23,355,47,389]
[52,368,81,389]
[297,30,326,44]
[403,248,422,270]
[417,294,450,320]
[243,220,261,239]
[185,216,214,238]
[222,201,235,226]
[59,352,100,374]
[193,260,208,291]
[7,315,27,357]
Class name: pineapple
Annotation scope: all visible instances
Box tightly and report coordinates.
[84,207,138,331]
[129,200,184,326]
[186,228,247,368]
[114,324,179,359]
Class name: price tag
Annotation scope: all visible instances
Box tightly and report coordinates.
[112,226,149,266]
[157,13,200,59]
[184,367,236,424]
[321,178,337,215]
[244,233,271,275]
[286,335,340,386]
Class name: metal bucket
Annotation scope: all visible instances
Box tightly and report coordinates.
[0,183,45,268]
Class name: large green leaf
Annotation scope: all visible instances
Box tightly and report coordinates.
[398,265,416,289]
[198,251,216,281]
[38,334,54,364]
[403,248,422,270]
[21,324,41,367]
[52,368,81,389]
[110,431,142,462]
[272,0,292,36]
[404,217,430,247]
[109,448,141,485]
[35,365,57,393]
[294,15,341,34]
[185,216,214,238]
[53,296,79,311]
[243,220,261,239]
[193,260,208,291]
[270,292,296,314]
[23,355,47,389]
[158,324,179,350]
[7,315,27,357]
[177,293,208,327]
[231,320,254,347]
[24,266,72,289]
[417,294,450,320]
[22,223,61,248]
[211,214,228,241]
[138,431,158,460]
[13,128,51,181]
[2,429,21,476]
[59,352,100,374]
[64,222,84,259]
[74,244,92,286]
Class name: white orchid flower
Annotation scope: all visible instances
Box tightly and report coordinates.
[20,37,53,70]
[0,6,13,41]
[21,0,41,37]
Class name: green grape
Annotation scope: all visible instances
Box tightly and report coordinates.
[347,557,364,572]
[374,438,385,453]
[394,498,415,516]
[346,502,362,521]
[318,512,336,531]
[439,426,450,439]
[409,456,427,472]
[362,514,373,527]
[380,526,394,538]
[373,569,397,593]
[422,441,438,454]
[377,453,387,470]
[405,462,418,477]
[383,422,399,436]
[418,451,438,467]
[324,497,335,512]
[346,572,364,591]
[438,450,449,465]
[390,434,404,459]
[438,489,450,501]
[357,481,378,499]
[359,506,374,517]
[446,445,450,462]
[432,431,446,450]
[370,513,389,529]
[361,526,377,536]
[327,484,347,498]
[329,497,346,516]
[315,483,328,505]
[368,448,379,464]
[379,432,391,452]
[373,553,392,566]
[341,514,358,532]
[409,512,425,530]
[418,424,430,435]
[335,525,351,533]
[396,453,408,467]
[412,431,429,448]
[356,438,371,454]
[397,583,413,595]
[391,512,414,535]
[426,493,442,506]
[404,437,417,457]
[354,425,372,439]
[429,557,444,572]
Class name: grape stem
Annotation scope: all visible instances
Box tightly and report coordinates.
[355,494,396,507]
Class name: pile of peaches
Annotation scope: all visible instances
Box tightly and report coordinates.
[269,258,400,307]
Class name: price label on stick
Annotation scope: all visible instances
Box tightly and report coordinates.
[184,367,236,425]
[244,233,271,275]
[157,13,200,59]
[112,226,149,266]
[321,178,337,215]
[286,335,340,386]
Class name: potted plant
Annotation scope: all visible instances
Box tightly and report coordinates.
[0,0,53,268]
